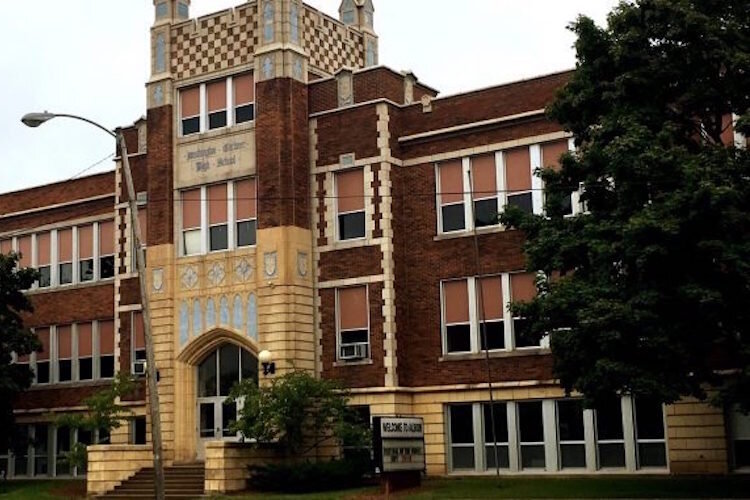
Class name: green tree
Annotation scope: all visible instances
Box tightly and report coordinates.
[228,371,370,455]
[0,252,40,454]
[501,0,750,410]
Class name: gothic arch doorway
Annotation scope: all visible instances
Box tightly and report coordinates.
[196,343,257,459]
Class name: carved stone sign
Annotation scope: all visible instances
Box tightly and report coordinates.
[176,132,256,188]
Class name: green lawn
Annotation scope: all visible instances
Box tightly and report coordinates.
[219,476,750,499]
[0,480,86,499]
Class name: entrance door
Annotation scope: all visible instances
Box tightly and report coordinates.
[196,344,257,459]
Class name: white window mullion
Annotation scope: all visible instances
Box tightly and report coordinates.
[200,186,208,255]
[72,324,79,382]
[468,277,478,353]
[51,229,59,287]
[530,145,543,215]
[542,399,558,471]
[434,163,443,234]
[227,182,236,250]
[507,401,520,472]
[199,83,207,133]
[226,76,234,127]
[583,408,598,472]
[495,151,506,221]
[31,233,38,290]
[462,157,472,231]
[622,396,637,471]
[93,222,100,282]
[51,325,58,384]
[472,403,483,472]
[501,274,514,350]
[72,226,79,284]
[93,321,100,380]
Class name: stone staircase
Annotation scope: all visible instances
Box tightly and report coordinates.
[97,463,205,499]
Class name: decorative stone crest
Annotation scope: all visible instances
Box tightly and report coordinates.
[263,252,278,278]
[234,258,253,282]
[207,262,226,286]
[153,84,164,106]
[263,56,274,80]
[152,268,164,293]
[297,251,308,278]
[181,265,198,290]
[337,70,354,107]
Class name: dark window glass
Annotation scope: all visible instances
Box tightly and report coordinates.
[77,429,93,446]
[562,444,586,468]
[485,445,510,469]
[182,117,200,135]
[209,225,229,251]
[474,198,498,227]
[339,212,366,240]
[635,399,665,440]
[343,406,371,460]
[35,425,50,476]
[98,428,111,445]
[100,256,115,279]
[599,443,626,468]
[79,259,94,282]
[558,400,585,441]
[199,403,215,438]
[638,443,667,467]
[235,104,254,124]
[446,324,471,353]
[450,405,474,444]
[79,358,93,381]
[135,349,147,361]
[483,403,508,443]
[341,329,369,345]
[518,402,544,443]
[240,349,257,384]
[514,318,538,348]
[100,356,114,379]
[222,401,237,437]
[36,362,50,384]
[132,417,147,445]
[508,193,533,214]
[198,352,217,397]
[735,439,750,468]
[58,360,72,382]
[237,220,257,247]
[596,399,624,440]
[479,321,505,350]
[56,426,70,476]
[561,193,573,216]
[219,344,239,396]
[441,204,465,232]
[59,263,73,285]
[38,266,51,287]
[209,111,227,130]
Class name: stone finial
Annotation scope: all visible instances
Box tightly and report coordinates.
[339,0,374,31]
[153,0,190,25]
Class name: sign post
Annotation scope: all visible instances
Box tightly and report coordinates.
[373,416,425,494]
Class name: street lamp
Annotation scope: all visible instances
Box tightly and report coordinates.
[21,111,166,500]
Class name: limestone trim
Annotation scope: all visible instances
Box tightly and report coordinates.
[399,109,546,144]
[402,131,571,167]
[318,274,384,289]
[0,193,115,221]
[347,379,560,395]
[176,327,260,365]
[0,213,117,238]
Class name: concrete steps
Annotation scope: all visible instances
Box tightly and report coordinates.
[98,464,205,499]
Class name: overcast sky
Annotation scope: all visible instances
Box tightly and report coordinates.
[0,0,618,194]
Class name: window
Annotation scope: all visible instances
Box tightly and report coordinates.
[0,238,11,255]
[595,398,626,468]
[182,188,202,255]
[77,323,93,381]
[207,80,227,130]
[57,229,73,285]
[35,233,51,288]
[208,184,229,251]
[477,277,504,350]
[483,403,510,470]
[730,409,750,469]
[235,178,257,247]
[557,400,586,468]
[449,405,475,470]
[442,280,471,353]
[233,74,255,124]
[180,73,255,136]
[131,417,147,445]
[518,401,546,469]
[541,140,576,216]
[438,160,466,233]
[510,273,539,348]
[57,326,72,382]
[634,399,666,468]
[55,426,71,476]
[505,147,533,213]
[471,154,499,227]
[337,286,370,361]
[99,320,115,379]
[34,328,51,384]
[132,312,146,363]
[14,425,29,477]
[78,225,94,282]
[180,86,200,135]
[33,424,49,476]
[336,168,366,241]
[99,221,115,280]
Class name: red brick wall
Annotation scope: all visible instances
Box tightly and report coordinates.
[14,383,112,410]
[316,105,379,166]
[0,172,113,217]
[256,78,310,229]
[0,197,116,234]
[320,282,385,388]
[353,68,404,105]
[309,79,337,114]
[23,284,115,328]
[120,277,141,306]
[319,246,383,283]
[146,105,174,246]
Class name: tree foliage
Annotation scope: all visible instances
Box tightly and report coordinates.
[0,252,40,452]
[501,0,750,410]
[228,371,370,455]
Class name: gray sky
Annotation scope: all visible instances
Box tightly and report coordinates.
[0,0,618,194]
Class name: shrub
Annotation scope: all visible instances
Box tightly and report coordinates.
[248,455,371,493]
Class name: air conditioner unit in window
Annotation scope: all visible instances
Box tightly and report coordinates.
[132,359,147,376]
[340,344,367,361]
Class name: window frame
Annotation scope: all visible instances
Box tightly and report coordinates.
[334,167,367,243]
[335,285,371,362]
[55,325,73,383]
[235,179,257,249]
[178,73,256,137]
[132,311,147,367]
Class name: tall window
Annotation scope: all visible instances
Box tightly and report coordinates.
[438,160,465,233]
[510,273,538,348]
[505,147,533,213]
[35,233,51,288]
[730,409,750,470]
[57,229,73,285]
[471,154,498,227]
[336,168,366,241]
[448,405,475,470]
[0,239,11,255]
[130,417,147,445]
[337,286,370,361]
[518,401,546,469]
[634,399,666,468]
[595,398,626,468]
[35,328,51,384]
[477,277,504,350]
[557,399,586,468]
[77,323,93,381]
[57,325,72,383]
[78,225,94,282]
[132,312,146,364]
[235,178,257,247]
[99,320,115,379]
[99,221,115,280]
[442,279,471,353]
[208,184,229,251]
[233,74,255,124]
[483,403,510,470]
[207,80,227,130]
[180,86,200,136]
[541,140,576,215]
[182,188,202,255]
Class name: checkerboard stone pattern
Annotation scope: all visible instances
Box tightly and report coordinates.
[171,5,259,80]
[303,8,365,75]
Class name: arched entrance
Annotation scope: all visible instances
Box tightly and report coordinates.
[196,343,257,459]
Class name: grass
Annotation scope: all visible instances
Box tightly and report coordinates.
[0,480,86,499]
[218,476,750,499]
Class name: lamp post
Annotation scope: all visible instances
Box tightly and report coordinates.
[22,112,166,500]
